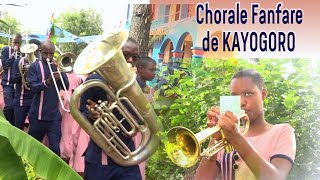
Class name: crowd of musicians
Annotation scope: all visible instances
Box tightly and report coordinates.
[0,32,157,180]
[1,32,297,180]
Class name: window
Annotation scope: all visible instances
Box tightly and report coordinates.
[180,4,189,19]
[175,5,181,21]
[164,5,170,23]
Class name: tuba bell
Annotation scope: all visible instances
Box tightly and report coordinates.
[165,110,249,168]
[19,43,38,90]
[70,30,163,167]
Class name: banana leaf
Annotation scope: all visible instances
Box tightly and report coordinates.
[0,135,27,180]
[0,112,83,180]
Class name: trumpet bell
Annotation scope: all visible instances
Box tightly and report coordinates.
[57,52,77,72]
[20,44,38,54]
[165,111,249,168]
[165,126,200,168]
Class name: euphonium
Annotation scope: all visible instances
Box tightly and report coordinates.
[165,110,249,168]
[70,30,163,166]
[19,44,38,90]
[57,52,77,73]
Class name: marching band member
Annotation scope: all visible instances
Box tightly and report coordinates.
[135,55,157,104]
[0,59,4,110]
[12,39,41,130]
[1,33,22,124]
[26,40,69,156]
[59,69,84,162]
[134,55,157,180]
[195,69,296,180]
[81,38,142,180]
[67,73,90,176]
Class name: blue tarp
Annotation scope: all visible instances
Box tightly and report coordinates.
[0,32,98,44]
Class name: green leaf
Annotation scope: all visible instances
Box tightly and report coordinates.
[0,116,82,180]
[283,94,300,109]
[0,135,27,180]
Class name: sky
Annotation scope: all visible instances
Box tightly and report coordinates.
[0,0,140,34]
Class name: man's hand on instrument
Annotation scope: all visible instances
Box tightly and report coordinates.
[13,45,19,52]
[52,61,58,68]
[52,72,61,81]
[45,72,60,86]
[22,65,30,74]
[86,99,100,120]
[11,45,19,57]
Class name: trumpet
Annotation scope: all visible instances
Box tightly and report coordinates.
[19,44,38,90]
[69,30,163,166]
[46,58,70,112]
[165,110,249,168]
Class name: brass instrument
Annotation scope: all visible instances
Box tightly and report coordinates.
[45,48,76,112]
[165,110,249,168]
[19,44,38,90]
[47,58,70,112]
[70,30,163,166]
[57,52,77,73]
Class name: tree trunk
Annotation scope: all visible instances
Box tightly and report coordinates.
[129,4,152,56]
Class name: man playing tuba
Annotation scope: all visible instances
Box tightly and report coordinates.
[80,38,143,180]
[12,39,41,130]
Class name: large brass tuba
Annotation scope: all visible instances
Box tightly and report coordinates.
[70,30,163,166]
[165,110,249,168]
[19,43,38,90]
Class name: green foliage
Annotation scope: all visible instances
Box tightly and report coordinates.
[148,58,320,180]
[0,135,27,180]
[56,8,103,56]
[0,43,6,52]
[0,116,82,180]
[0,12,21,45]
[22,158,37,180]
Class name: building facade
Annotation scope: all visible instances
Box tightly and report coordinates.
[149,3,234,69]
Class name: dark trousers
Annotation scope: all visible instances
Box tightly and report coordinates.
[3,85,15,125]
[84,161,142,180]
[14,105,31,130]
[28,118,61,156]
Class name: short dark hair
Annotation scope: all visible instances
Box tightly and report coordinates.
[231,69,265,90]
[29,39,41,47]
[13,33,22,39]
[136,55,156,68]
